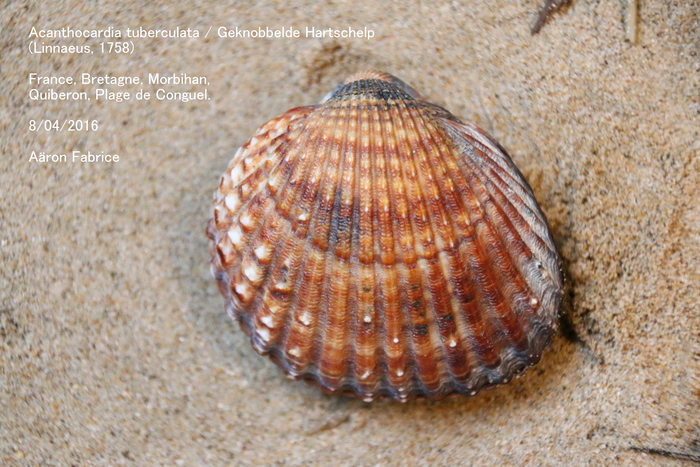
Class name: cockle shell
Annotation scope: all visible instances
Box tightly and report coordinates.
[207,71,563,402]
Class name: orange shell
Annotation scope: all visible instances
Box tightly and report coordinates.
[207,71,563,401]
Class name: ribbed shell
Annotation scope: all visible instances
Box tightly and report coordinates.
[208,71,563,402]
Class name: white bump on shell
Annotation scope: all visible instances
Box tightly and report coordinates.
[274,281,289,293]
[240,214,253,228]
[270,126,285,139]
[257,327,270,342]
[234,283,249,298]
[254,245,269,261]
[228,227,243,247]
[230,165,243,180]
[224,194,239,212]
[244,264,262,283]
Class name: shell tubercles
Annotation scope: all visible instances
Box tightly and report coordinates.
[207,71,563,402]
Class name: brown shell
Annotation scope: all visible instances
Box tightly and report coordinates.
[207,71,563,402]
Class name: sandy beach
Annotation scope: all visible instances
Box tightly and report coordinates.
[2,1,698,465]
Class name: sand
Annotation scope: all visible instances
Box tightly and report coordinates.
[2,0,698,465]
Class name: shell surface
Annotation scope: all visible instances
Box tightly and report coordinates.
[208,71,563,401]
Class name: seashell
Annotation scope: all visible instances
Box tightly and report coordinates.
[207,71,564,402]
